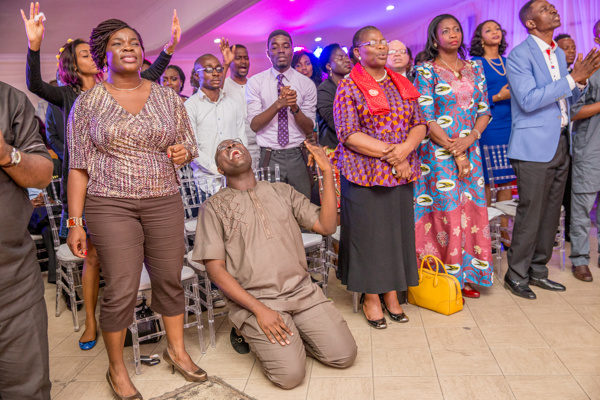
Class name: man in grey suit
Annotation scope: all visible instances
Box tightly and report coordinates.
[504,0,600,299]
[569,20,600,282]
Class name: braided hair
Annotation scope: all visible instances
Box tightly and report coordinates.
[57,38,87,92]
[89,19,144,70]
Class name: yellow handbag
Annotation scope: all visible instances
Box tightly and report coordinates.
[408,255,463,315]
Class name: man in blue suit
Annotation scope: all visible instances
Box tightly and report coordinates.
[505,0,600,299]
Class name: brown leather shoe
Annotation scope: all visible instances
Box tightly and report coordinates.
[572,265,593,282]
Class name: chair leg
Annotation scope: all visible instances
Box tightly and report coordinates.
[129,317,142,375]
[201,272,216,348]
[55,263,63,317]
[66,264,80,332]
[191,279,206,354]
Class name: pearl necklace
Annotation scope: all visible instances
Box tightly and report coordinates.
[375,70,388,82]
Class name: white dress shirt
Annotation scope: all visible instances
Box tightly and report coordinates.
[224,77,259,163]
[246,67,317,149]
[184,89,247,178]
[530,35,578,128]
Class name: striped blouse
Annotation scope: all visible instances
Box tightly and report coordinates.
[67,82,198,199]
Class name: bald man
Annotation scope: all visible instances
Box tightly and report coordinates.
[185,54,247,181]
[386,40,411,78]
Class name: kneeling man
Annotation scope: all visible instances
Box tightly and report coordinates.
[192,139,356,389]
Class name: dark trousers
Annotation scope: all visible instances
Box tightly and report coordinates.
[0,298,51,400]
[85,194,185,332]
[507,133,570,283]
[259,147,312,199]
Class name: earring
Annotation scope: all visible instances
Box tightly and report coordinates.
[482,40,485,47]
[102,65,108,74]
[433,42,438,48]
[358,56,362,60]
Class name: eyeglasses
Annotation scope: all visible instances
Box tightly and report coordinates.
[216,138,243,153]
[196,66,225,74]
[358,39,388,48]
[388,49,408,56]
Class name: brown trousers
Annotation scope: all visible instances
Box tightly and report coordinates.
[85,194,185,332]
[240,300,357,389]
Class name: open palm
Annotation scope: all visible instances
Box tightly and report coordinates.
[20,2,45,50]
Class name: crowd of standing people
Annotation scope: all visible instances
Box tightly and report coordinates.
[2,0,600,398]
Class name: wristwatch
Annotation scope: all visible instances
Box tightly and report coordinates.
[291,105,300,115]
[0,147,21,168]
[67,217,85,229]
[163,44,174,56]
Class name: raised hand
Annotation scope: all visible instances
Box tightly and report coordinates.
[571,48,600,84]
[165,9,181,54]
[20,2,45,51]
[304,140,332,171]
[219,38,236,66]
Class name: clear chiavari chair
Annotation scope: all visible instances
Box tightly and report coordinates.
[483,144,566,271]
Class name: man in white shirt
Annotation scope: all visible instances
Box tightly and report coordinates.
[185,54,247,181]
[246,29,317,198]
[220,42,260,170]
[386,40,410,78]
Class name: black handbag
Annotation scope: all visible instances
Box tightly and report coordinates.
[124,299,163,347]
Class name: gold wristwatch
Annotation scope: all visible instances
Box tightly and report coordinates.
[0,147,21,168]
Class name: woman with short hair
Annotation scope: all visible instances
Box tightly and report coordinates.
[334,26,426,328]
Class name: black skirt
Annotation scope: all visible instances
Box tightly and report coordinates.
[337,176,418,293]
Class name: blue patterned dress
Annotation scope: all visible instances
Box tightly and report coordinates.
[413,60,493,287]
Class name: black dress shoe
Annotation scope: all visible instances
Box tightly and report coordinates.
[504,275,536,299]
[529,277,566,291]
[230,327,250,354]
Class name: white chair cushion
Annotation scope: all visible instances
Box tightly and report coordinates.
[185,219,197,233]
[186,250,206,272]
[302,233,323,248]
[56,243,83,263]
[487,207,505,221]
[138,265,198,291]
[494,199,518,217]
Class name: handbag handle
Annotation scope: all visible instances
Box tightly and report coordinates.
[419,255,447,287]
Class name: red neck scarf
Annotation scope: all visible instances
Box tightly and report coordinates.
[349,63,421,115]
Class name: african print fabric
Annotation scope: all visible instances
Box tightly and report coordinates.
[413,60,493,287]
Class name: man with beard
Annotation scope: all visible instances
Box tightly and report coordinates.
[504,0,600,299]
[185,54,247,182]
[220,41,260,169]
[246,29,317,198]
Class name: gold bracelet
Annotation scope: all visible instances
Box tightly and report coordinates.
[455,154,467,161]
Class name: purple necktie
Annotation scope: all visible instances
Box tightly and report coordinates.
[276,74,289,147]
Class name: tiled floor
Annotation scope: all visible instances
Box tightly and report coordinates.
[46,241,600,400]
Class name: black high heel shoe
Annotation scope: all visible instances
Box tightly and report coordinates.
[380,294,409,323]
[360,294,387,329]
